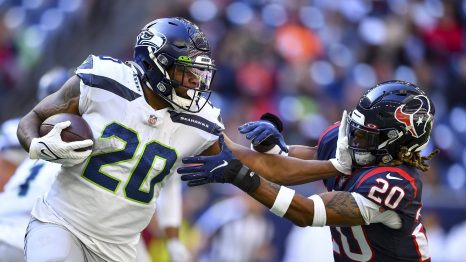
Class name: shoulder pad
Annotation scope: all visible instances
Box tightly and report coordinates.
[316,123,339,161]
[169,109,223,137]
[75,55,143,101]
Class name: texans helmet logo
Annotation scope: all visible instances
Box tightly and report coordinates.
[394,95,432,138]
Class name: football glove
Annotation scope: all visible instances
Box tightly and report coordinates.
[29,121,93,167]
[178,135,260,193]
[329,110,352,175]
[238,113,288,153]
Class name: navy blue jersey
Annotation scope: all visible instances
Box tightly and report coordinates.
[317,125,430,262]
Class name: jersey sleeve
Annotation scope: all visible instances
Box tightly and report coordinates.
[169,101,225,155]
[352,167,417,211]
[316,123,339,161]
[317,123,339,191]
[75,55,143,114]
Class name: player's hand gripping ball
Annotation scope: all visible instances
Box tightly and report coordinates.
[29,113,94,167]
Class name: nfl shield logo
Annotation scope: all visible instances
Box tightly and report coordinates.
[148,115,157,126]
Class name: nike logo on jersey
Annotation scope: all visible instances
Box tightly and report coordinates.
[210,160,228,173]
[386,173,402,180]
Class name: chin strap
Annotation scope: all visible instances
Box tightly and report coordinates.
[170,88,197,111]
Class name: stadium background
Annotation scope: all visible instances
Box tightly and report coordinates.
[1,0,466,261]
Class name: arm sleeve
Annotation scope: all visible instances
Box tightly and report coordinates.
[156,173,182,228]
[351,192,402,229]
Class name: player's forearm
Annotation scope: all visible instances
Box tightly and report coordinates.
[248,178,314,227]
[248,179,365,227]
[17,111,42,151]
[288,145,317,160]
[229,142,338,185]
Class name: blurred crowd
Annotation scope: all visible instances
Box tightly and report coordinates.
[1,0,466,261]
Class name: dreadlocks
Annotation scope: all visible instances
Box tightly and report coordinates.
[387,147,440,172]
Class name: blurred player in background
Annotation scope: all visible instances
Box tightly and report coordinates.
[0,67,68,262]
[195,190,274,262]
[179,80,438,261]
[0,119,31,262]
[153,173,191,262]
[0,118,27,192]
[17,17,222,262]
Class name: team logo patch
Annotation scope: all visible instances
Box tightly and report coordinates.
[394,95,432,138]
[136,29,166,51]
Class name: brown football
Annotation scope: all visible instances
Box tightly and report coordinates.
[40,113,93,150]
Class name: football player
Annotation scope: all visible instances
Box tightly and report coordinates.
[0,68,71,262]
[17,17,224,262]
[0,123,61,262]
[179,81,437,261]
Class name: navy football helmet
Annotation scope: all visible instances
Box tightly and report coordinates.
[347,80,435,166]
[133,17,216,113]
[37,67,71,101]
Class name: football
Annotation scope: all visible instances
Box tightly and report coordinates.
[40,113,93,145]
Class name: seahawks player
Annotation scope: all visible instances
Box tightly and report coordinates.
[179,81,437,261]
[0,130,61,262]
[18,17,222,262]
[0,68,70,262]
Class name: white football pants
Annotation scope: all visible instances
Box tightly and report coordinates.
[25,219,106,262]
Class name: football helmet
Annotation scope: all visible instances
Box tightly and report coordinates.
[133,17,216,113]
[347,80,435,166]
[37,67,71,101]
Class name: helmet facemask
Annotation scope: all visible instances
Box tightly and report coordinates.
[347,110,404,167]
[148,53,216,113]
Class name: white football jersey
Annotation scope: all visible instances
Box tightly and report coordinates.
[31,55,224,261]
[0,159,60,249]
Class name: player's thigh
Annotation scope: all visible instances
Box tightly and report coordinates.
[25,219,85,262]
[0,241,25,262]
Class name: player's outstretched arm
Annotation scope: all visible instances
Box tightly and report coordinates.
[178,148,365,227]
[17,75,81,151]
[249,178,365,227]
[224,135,338,185]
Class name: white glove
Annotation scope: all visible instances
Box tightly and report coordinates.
[29,121,93,167]
[167,239,191,262]
[329,110,352,175]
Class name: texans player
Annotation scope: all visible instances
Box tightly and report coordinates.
[179,81,437,261]
[17,18,224,262]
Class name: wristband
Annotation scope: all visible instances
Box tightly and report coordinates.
[270,186,295,217]
[308,194,327,226]
[227,160,260,193]
[251,144,289,156]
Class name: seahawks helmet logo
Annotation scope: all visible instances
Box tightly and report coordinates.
[136,29,166,51]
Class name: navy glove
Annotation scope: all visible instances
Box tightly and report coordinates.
[238,113,288,153]
[178,135,260,192]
